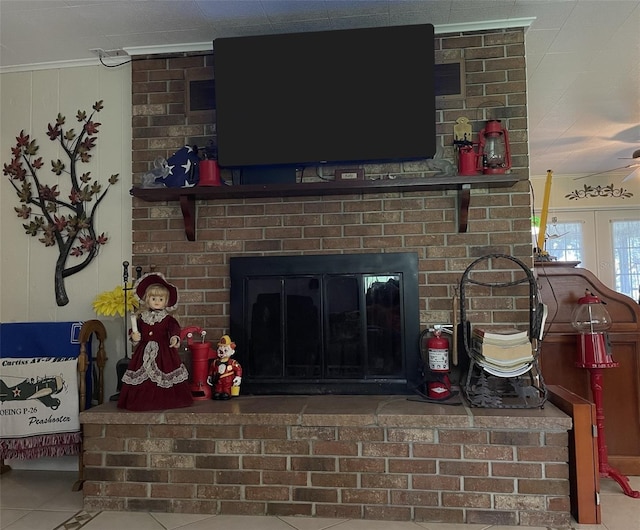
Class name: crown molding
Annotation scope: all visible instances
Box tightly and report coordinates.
[434,17,535,35]
[123,42,213,57]
[0,57,100,74]
[0,55,133,74]
[121,19,536,56]
[0,18,535,73]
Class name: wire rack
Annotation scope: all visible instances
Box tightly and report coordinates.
[459,254,547,409]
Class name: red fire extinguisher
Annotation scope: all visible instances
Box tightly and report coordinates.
[179,326,216,400]
[420,326,452,400]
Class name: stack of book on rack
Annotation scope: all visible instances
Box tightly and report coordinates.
[471,326,534,377]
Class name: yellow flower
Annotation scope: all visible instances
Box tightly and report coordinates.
[93,284,138,317]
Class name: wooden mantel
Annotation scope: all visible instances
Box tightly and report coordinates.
[130,174,526,241]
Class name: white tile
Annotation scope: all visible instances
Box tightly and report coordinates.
[0,470,77,510]
[1,510,78,530]
[600,475,640,495]
[81,511,165,530]
[37,489,83,512]
[279,516,349,530]
[179,515,297,529]
[0,509,29,529]
[329,520,424,529]
[572,476,640,530]
[149,512,218,530]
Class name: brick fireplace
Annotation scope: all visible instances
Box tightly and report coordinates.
[90,25,575,527]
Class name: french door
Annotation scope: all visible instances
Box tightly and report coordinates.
[544,208,640,300]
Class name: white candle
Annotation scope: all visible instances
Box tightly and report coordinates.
[130,314,139,334]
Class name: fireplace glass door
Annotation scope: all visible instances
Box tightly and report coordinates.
[230,253,420,394]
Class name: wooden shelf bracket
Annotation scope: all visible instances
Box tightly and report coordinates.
[179,194,197,241]
[457,183,471,233]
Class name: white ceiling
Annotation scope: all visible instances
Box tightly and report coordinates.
[1,0,639,180]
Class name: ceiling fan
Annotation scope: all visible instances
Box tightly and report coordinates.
[574,149,640,182]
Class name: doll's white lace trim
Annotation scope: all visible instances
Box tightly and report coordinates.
[140,309,168,325]
[122,341,189,388]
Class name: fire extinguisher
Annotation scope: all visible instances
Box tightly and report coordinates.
[419,326,452,400]
[179,326,216,400]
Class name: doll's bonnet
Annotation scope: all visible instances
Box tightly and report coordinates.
[134,272,178,311]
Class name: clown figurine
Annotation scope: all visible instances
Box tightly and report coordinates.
[207,335,242,400]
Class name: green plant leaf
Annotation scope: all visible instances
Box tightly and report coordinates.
[25,140,39,156]
[51,159,65,175]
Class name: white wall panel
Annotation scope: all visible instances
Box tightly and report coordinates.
[1,71,34,321]
[1,65,131,401]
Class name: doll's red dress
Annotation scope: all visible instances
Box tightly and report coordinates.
[118,310,192,411]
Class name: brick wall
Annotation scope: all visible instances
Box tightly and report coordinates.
[130,27,533,335]
[81,397,572,526]
[115,28,574,526]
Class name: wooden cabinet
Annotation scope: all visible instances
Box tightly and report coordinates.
[536,263,640,474]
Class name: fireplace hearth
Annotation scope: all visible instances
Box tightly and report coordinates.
[230,252,420,394]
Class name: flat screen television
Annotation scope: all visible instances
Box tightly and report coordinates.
[213,24,435,174]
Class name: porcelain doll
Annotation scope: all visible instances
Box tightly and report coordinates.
[117,272,193,411]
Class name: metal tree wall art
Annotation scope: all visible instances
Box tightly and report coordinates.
[2,101,119,306]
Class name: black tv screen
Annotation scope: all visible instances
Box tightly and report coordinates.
[213,24,435,170]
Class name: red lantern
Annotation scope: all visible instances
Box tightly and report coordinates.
[478,120,511,174]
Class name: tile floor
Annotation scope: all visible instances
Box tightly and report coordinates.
[0,469,638,530]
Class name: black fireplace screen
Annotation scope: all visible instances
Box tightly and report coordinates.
[230,253,420,394]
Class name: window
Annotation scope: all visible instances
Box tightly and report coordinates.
[545,219,584,263]
[610,219,640,300]
[545,209,640,300]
